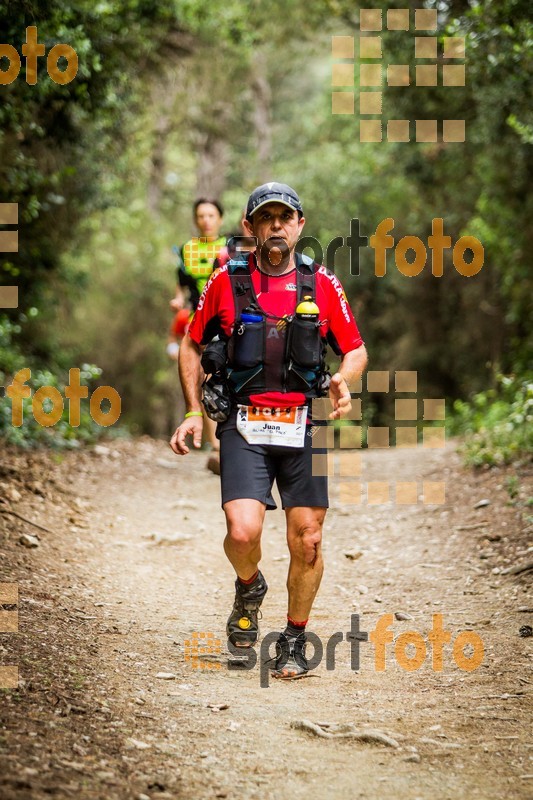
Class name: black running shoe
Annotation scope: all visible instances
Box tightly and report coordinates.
[271,632,308,679]
[226,571,268,647]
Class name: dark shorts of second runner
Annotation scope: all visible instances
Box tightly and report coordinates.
[219,427,328,510]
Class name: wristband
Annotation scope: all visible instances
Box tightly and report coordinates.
[166,342,180,356]
[184,411,203,418]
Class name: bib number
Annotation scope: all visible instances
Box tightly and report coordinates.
[236,405,308,447]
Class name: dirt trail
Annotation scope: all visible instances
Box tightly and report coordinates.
[1,438,531,799]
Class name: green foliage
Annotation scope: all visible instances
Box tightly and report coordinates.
[1,0,531,439]
[324,0,532,391]
[504,474,519,500]
[450,375,533,466]
[0,0,180,349]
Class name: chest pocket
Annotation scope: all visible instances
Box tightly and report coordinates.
[229,320,264,369]
[286,316,323,368]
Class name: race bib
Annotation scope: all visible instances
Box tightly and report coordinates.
[236,405,308,447]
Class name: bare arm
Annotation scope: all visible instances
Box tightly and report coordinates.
[178,333,204,413]
[166,333,180,361]
[328,344,368,420]
[170,287,186,310]
[169,334,204,454]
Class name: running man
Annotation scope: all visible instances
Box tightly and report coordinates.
[170,198,226,468]
[170,199,226,312]
[170,183,367,679]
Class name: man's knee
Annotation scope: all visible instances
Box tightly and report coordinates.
[288,521,322,565]
[225,520,262,552]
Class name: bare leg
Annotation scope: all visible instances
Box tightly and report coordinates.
[223,498,265,580]
[285,506,326,622]
[202,412,219,451]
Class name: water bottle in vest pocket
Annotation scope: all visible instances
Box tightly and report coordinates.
[287,297,322,368]
[230,310,264,369]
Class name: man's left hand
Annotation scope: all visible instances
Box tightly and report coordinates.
[328,373,352,420]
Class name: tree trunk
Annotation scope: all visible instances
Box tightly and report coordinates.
[147,74,182,218]
[195,133,228,200]
[251,53,272,182]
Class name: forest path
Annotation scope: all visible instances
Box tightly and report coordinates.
[1,437,531,800]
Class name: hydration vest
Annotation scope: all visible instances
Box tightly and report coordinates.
[225,252,329,405]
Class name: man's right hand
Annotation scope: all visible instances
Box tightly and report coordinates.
[170,416,203,455]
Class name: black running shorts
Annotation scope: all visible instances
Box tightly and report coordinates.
[219,427,328,510]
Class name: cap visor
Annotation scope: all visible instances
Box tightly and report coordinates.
[249,198,300,217]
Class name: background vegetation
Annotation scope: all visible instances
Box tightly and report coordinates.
[0,0,531,462]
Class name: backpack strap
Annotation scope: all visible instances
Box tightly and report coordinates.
[228,253,259,319]
[229,251,318,318]
[295,251,317,305]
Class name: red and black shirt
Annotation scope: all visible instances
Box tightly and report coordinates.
[188,253,364,409]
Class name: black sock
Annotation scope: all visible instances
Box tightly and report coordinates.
[237,570,259,590]
[284,618,307,639]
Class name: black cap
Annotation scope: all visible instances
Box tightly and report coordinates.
[245,182,303,220]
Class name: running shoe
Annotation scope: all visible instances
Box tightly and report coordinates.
[271,632,308,679]
[226,571,268,647]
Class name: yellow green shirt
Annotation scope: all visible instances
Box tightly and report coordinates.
[178,236,226,293]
